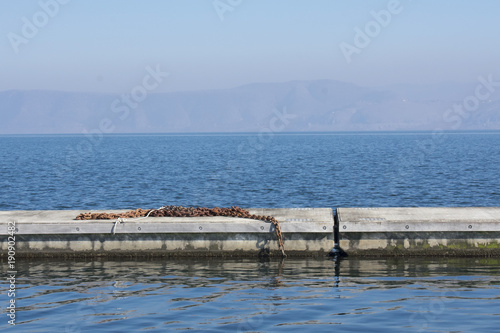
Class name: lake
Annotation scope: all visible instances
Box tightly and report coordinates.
[1,257,500,332]
[1,131,499,331]
[1,131,499,210]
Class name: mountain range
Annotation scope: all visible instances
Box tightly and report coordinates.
[1,79,499,134]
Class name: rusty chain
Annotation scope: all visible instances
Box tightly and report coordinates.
[75,206,286,257]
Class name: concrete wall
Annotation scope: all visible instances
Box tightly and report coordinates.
[0,208,334,258]
[1,207,499,257]
[337,207,500,256]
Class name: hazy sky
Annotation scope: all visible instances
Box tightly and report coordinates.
[1,0,499,93]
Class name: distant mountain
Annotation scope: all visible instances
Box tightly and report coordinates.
[1,80,499,134]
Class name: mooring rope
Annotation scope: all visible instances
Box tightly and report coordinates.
[144,206,166,218]
[75,206,286,257]
[111,217,125,234]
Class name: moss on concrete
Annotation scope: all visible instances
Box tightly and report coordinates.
[477,240,500,249]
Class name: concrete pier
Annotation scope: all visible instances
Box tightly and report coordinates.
[338,207,500,256]
[1,207,499,258]
[0,208,334,258]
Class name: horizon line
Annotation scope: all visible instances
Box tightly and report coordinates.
[2,129,500,137]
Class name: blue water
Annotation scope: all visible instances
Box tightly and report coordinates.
[1,131,499,210]
[1,132,500,331]
[1,258,500,332]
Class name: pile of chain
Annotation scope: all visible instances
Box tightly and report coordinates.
[75,206,286,257]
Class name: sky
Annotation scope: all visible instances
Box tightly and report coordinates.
[1,0,500,93]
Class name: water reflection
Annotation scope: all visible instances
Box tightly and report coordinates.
[1,257,499,331]
[3,257,500,298]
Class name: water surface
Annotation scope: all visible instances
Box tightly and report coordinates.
[1,132,499,331]
[1,257,499,332]
[1,132,499,210]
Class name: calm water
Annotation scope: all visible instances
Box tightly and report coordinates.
[1,132,499,210]
[1,132,500,331]
[1,258,500,332]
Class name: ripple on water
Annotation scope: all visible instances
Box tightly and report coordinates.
[1,257,499,332]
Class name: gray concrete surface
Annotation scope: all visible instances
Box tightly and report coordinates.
[0,208,334,258]
[338,207,500,256]
[2,207,500,257]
